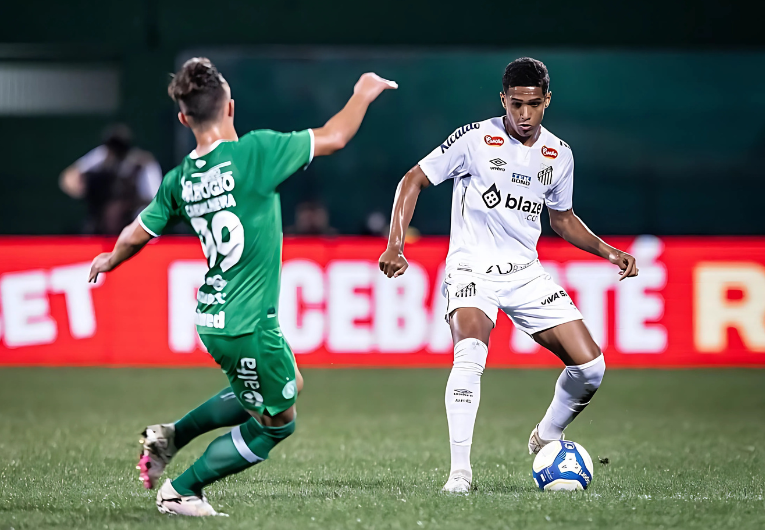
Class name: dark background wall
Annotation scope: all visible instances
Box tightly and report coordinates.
[3,0,765,235]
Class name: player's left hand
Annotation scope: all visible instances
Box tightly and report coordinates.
[608,250,638,281]
[88,252,114,283]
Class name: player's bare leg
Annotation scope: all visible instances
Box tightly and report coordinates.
[528,320,605,454]
[442,307,493,493]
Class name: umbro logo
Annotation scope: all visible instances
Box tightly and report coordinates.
[455,282,476,298]
[489,158,506,171]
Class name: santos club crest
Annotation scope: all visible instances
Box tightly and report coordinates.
[538,164,553,186]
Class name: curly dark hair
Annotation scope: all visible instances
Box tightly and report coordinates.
[168,57,227,125]
[502,57,550,94]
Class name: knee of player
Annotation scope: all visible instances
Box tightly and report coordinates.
[452,338,489,375]
[295,371,304,395]
[584,354,606,389]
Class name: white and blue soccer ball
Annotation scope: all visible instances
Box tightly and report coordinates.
[532,440,594,491]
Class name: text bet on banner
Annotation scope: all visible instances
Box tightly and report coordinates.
[0,236,764,367]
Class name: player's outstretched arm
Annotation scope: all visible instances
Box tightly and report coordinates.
[548,208,638,281]
[88,218,153,283]
[378,165,431,278]
[312,73,397,157]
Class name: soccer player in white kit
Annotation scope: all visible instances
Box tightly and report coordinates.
[378,57,639,493]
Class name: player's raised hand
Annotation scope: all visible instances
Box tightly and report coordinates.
[378,248,409,278]
[88,252,114,283]
[353,73,398,103]
[608,250,638,281]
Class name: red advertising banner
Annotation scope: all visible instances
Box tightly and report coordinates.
[0,236,764,367]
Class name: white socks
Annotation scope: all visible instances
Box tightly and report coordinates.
[445,338,489,480]
[538,355,606,441]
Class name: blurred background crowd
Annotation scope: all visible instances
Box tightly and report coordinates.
[2,1,764,238]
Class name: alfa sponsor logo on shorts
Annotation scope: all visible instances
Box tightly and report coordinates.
[453,388,473,403]
[541,290,569,305]
[237,358,261,391]
[538,164,553,185]
[240,390,264,406]
[454,282,476,298]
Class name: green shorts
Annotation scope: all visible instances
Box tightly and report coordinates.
[200,320,297,416]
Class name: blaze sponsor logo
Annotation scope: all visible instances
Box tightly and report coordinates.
[489,158,507,171]
[504,194,543,218]
[538,164,553,185]
[511,173,531,187]
[484,135,504,146]
[541,145,558,159]
[440,123,480,153]
[481,184,543,219]
[541,290,570,305]
[482,183,502,208]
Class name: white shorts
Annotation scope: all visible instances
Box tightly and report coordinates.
[443,262,583,335]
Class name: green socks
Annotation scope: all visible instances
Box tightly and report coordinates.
[173,388,251,449]
[171,417,296,496]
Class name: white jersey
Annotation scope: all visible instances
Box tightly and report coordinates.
[419,117,574,279]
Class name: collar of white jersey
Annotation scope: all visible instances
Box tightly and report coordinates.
[496,117,548,148]
[189,139,235,159]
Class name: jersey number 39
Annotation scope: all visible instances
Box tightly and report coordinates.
[190,211,244,272]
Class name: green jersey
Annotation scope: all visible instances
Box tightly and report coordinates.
[139,129,313,336]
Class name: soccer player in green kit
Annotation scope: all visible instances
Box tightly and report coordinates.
[87,57,397,516]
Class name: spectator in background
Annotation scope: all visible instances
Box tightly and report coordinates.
[285,200,337,236]
[361,211,389,237]
[361,210,420,242]
[59,124,162,235]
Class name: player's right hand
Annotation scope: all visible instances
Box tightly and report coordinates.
[354,73,398,103]
[88,252,114,283]
[378,248,409,278]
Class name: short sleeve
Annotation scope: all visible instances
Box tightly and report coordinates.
[243,129,313,193]
[75,146,107,173]
[545,152,574,211]
[138,168,179,237]
[137,159,163,202]
[418,125,475,186]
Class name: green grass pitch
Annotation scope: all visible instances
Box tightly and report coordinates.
[1,367,764,529]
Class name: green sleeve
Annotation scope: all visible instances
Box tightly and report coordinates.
[138,168,180,237]
[243,129,313,193]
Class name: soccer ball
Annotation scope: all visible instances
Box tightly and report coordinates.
[532,440,594,491]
